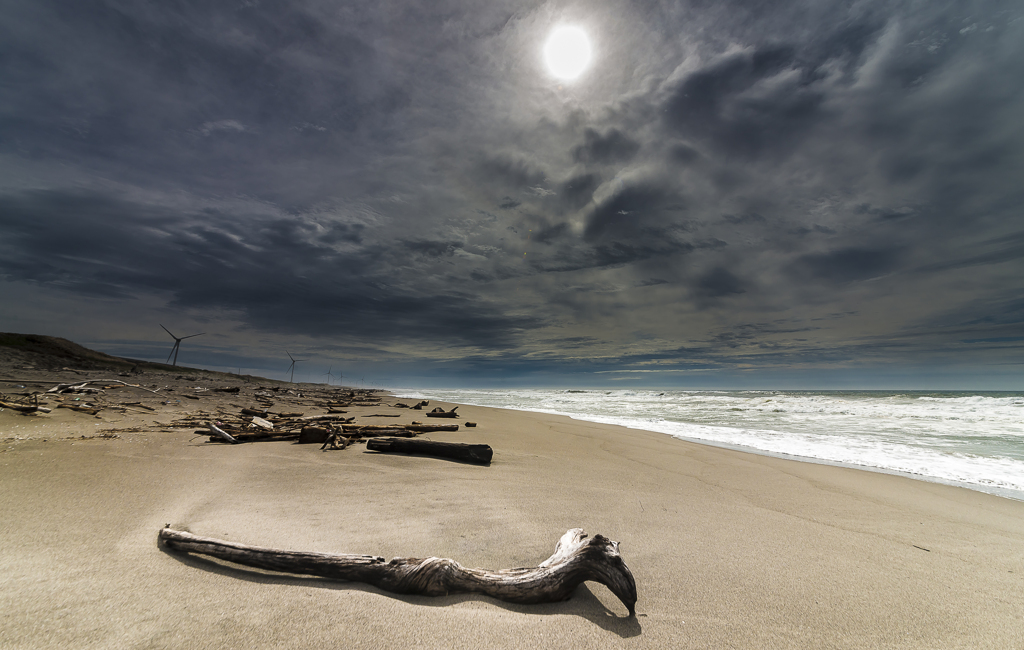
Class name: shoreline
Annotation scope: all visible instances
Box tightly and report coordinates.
[392,389,1024,503]
[3,391,1023,647]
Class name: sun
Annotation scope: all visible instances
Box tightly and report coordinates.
[543,26,592,81]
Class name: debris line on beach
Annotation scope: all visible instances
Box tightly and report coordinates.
[192,406,464,447]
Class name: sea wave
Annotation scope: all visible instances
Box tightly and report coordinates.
[394,388,1024,500]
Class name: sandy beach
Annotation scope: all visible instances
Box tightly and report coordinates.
[4,0,1023,645]
[2,368,1023,648]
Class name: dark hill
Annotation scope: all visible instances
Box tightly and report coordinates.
[0,332,271,384]
[0,333,137,371]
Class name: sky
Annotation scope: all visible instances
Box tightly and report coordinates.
[1,0,1023,389]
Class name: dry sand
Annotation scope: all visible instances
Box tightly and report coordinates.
[2,372,1023,648]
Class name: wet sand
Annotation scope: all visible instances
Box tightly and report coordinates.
[2,384,1023,648]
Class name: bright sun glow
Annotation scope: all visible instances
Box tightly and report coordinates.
[543,26,591,80]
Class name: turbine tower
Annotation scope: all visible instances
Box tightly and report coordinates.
[161,325,204,366]
[285,350,308,383]
[323,366,336,385]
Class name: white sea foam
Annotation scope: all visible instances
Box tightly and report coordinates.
[393,388,1024,500]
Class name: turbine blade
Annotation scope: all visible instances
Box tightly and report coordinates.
[161,324,176,339]
[181,333,205,339]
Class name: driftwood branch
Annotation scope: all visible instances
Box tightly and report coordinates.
[158,527,636,615]
[208,422,238,444]
[0,399,52,413]
[320,431,349,451]
[46,380,162,395]
[57,403,101,415]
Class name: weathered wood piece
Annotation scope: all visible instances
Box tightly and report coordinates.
[366,437,492,465]
[320,432,348,451]
[342,424,413,432]
[208,422,238,444]
[298,414,353,422]
[158,527,636,615]
[251,416,274,430]
[46,379,162,395]
[298,426,330,444]
[57,403,100,415]
[426,406,459,418]
[403,424,459,433]
[0,399,52,413]
[345,427,413,438]
[206,431,297,443]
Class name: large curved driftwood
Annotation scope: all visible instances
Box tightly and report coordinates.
[159,526,636,615]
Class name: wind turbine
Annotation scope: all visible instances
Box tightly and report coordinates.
[323,366,336,385]
[285,350,308,383]
[161,325,204,366]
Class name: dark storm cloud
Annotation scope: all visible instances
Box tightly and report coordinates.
[0,189,541,347]
[917,231,1024,272]
[583,183,684,241]
[695,267,745,298]
[636,278,668,288]
[402,239,465,258]
[789,248,902,285]
[1,0,1022,385]
[663,45,826,158]
[721,213,765,225]
[478,155,548,192]
[571,128,640,164]
[558,173,601,210]
[855,204,918,222]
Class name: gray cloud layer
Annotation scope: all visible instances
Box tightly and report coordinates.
[1,0,1022,386]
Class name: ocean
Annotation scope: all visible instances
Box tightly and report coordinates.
[393,388,1024,501]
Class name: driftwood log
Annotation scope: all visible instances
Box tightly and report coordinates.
[404,424,458,433]
[298,426,331,444]
[204,430,294,443]
[158,527,636,615]
[426,406,459,418]
[366,438,493,464]
[0,399,52,414]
